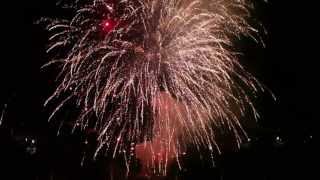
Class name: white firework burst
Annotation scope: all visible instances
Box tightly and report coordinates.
[41,0,265,175]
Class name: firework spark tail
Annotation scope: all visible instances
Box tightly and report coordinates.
[0,104,7,126]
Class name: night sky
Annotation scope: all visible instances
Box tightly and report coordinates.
[0,0,317,179]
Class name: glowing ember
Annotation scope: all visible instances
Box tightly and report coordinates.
[101,19,117,33]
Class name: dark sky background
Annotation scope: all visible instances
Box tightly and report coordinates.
[0,0,317,179]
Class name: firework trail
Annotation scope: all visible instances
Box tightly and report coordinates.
[41,0,264,175]
[0,104,7,126]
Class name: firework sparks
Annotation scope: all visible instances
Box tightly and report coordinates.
[41,0,264,176]
[0,104,7,126]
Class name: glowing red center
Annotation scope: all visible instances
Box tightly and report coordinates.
[101,19,117,33]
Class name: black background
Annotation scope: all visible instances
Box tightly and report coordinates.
[0,0,317,179]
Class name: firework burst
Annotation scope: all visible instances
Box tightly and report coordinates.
[42,0,264,175]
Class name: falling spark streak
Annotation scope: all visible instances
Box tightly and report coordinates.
[0,104,7,126]
[41,0,266,176]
